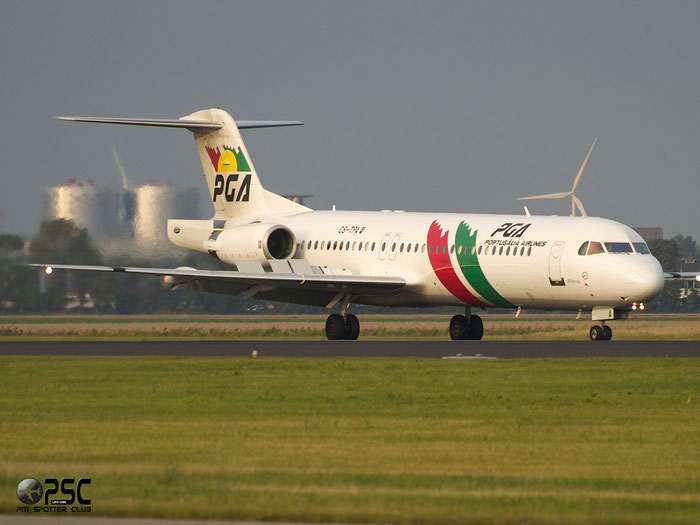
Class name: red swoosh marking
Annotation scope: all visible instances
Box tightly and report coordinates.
[427,220,487,307]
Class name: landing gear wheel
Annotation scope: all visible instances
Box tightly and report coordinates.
[449,315,470,340]
[589,325,604,341]
[469,315,484,340]
[344,314,360,340]
[326,314,346,340]
[602,325,613,341]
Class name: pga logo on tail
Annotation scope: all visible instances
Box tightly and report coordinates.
[206,145,252,203]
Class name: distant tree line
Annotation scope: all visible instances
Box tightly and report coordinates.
[0,219,697,314]
[645,236,699,313]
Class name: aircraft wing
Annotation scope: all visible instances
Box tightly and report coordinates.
[664,271,700,281]
[29,263,405,305]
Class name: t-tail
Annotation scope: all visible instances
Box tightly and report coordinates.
[183,108,309,222]
[56,108,310,252]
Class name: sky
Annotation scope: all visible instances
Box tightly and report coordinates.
[1,1,699,239]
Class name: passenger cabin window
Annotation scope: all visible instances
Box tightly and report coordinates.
[633,242,650,254]
[587,241,605,255]
[578,242,589,256]
[605,242,633,253]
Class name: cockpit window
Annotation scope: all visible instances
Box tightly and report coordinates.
[633,242,650,254]
[604,242,633,253]
[578,242,589,256]
[587,241,605,255]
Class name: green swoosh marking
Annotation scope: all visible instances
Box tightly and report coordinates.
[455,221,513,308]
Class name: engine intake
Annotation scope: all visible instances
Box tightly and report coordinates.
[265,227,296,259]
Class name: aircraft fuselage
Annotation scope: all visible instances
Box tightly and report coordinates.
[219,210,664,311]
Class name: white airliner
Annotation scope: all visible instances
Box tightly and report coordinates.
[35,108,698,341]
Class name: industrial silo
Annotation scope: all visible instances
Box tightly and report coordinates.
[132,183,200,248]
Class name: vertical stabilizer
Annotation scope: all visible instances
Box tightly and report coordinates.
[184,109,263,222]
[183,108,309,223]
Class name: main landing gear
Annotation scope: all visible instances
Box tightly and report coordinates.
[449,312,484,340]
[325,313,360,340]
[325,296,360,340]
[589,323,613,341]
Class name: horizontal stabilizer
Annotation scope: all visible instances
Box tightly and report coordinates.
[55,116,222,134]
[236,121,304,129]
[55,116,303,134]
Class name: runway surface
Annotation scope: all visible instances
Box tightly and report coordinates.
[0,340,697,358]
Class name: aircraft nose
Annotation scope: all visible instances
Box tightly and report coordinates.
[626,257,664,301]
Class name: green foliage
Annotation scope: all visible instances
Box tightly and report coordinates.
[29,219,105,311]
[0,266,43,312]
[671,234,698,261]
[1,357,698,523]
[30,218,102,265]
[0,234,23,256]
[645,238,699,313]
[647,238,679,271]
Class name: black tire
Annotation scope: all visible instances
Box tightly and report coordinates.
[469,315,484,340]
[602,325,612,341]
[345,314,360,340]
[589,325,603,341]
[449,315,470,340]
[326,314,346,340]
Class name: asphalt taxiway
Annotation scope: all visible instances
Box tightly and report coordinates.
[0,340,697,358]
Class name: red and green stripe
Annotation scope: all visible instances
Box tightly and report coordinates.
[455,221,513,308]
[427,221,487,307]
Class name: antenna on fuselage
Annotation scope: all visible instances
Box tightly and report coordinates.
[517,138,597,217]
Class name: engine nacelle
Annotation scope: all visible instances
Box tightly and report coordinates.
[205,223,297,266]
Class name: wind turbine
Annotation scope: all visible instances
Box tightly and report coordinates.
[518,138,597,217]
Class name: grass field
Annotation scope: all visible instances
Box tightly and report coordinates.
[1,356,699,523]
[1,313,699,340]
